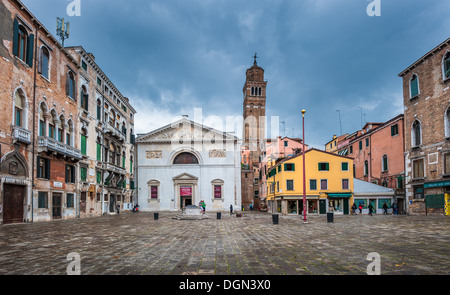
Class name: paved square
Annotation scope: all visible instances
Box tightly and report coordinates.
[0,212,448,275]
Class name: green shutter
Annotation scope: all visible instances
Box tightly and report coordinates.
[26,34,34,67]
[122,156,125,168]
[81,135,87,155]
[326,163,329,171]
[411,78,419,97]
[96,143,101,161]
[130,161,133,173]
[96,172,101,184]
[292,164,295,171]
[12,19,19,56]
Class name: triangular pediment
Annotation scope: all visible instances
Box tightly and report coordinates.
[136,118,237,143]
[173,172,198,181]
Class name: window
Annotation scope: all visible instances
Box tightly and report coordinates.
[284,163,295,171]
[410,74,420,98]
[96,171,102,184]
[67,193,75,208]
[359,141,363,150]
[391,124,399,136]
[151,186,158,199]
[80,85,88,111]
[413,186,424,199]
[48,123,55,139]
[65,165,75,183]
[365,138,369,147]
[13,19,34,67]
[382,155,388,172]
[97,77,102,87]
[81,133,87,156]
[318,162,329,171]
[173,152,199,165]
[320,179,328,190]
[81,60,87,71]
[284,141,288,147]
[412,120,421,147]
[214,185,222,198]
[341,162,349,171]
[342,179,349,190]
[37,157,50,180]
[310,179,317,190]
[445,154,450,175]
[66,71,75,99]
[40,47,50,79]
[38,192,48,209]
[349,145,353,154]
[14,90,23,127]
[413,159,424,179]
[364,160,369,176]
[286,180,294,191]
[443,52,450,80]
[96,99,102,120]
[80,166,87,182]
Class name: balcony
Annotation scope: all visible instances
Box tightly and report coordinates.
[104,162,126,174]
[12,126,31,145]
[105,122,125,142]
[37,136,82,160]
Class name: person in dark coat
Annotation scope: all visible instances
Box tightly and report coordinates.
[382,202,388,215]
[230,204,234,215]
[368,203,374,216]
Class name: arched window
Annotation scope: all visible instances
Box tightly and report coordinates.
[445,107,450,138]
[382,155,388,172]
[410,74,419,98]
[40,46,50,79]
[14,90,24,127]
[66,71,75,99]
[364,160,369,176]
[39,103,47,136]
[173,152,199,165]
[258,87,262,96]
[80,85,88,111]
[96,99,102,120]
[443,52,450,80]
[18,25,28,62]
[412,120,421,147]
[67,119,74,147]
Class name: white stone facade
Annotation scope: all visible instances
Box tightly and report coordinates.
[136,118,241,212]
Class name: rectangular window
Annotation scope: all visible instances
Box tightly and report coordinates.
[97,77,102,86]
[214,185,222,199]
[413,186,424,199]
[80,167,87,182]
[349,145,353,154]
[342,179,349,190]
[286,180,294,191]
[341,162,349,171]
[365,138,369,147]
[151,185,158,199]
[38,192,48,209]
[39,120,45,136]
[284,163,295,171]
[65,165,75,183]
[413,159,424,178]
[284,141,288,147]
[48,124,55,139]
[410,76,419,98]
[96,171,102,184]
[318,162,329,171]
[67,193,74,208]
[320,179,328,190]
[81,60,87,71]
[310,179,317,190]
[15,108,22,127]
[391,124,399,136]
[359,141,363,150]
[445,154,450,174]
[96,143,102,161]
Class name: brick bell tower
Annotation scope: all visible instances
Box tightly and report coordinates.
[241,53,267,211]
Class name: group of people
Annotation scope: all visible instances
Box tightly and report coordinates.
[351,201,399,215]
[199,200,206,214]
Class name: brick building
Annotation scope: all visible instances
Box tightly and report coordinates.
[331,114,406,214]
[399,37,450,215]
[66,46,137,217]
[0,0,81,223]
[241,56,267,210]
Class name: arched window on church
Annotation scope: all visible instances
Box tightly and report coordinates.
[173,152,199,165]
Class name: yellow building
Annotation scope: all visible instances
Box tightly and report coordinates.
[266,148,354,215]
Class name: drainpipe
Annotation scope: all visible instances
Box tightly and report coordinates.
[30,22,39,223]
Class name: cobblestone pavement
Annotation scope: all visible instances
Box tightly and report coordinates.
[0,212,448,275]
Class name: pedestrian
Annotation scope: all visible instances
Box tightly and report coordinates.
[359,203,363,215]
[352,203,357,215]
[202,201,206,214]
[382,202,388,215]
[116,204,120,214]
[230,204,234,215]
[393,202,398,215]
[368,203,374,216]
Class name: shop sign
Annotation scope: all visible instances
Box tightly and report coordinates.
[424,181,450,188]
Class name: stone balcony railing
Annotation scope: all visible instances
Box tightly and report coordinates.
[37,136,82,160]
[12,126,32,145]
[105,122,126,142]
[104,162,126,174]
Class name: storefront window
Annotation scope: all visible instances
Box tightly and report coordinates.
[328,199,343,213]
[308,200,318,213]
[288,200,297,214]
[355,199,368,209]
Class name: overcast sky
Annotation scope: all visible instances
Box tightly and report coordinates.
[22,0,450,148]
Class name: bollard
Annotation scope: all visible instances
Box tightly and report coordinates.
[154,212,159,220]
[272,214,279,224]
[327,212,334,223]
[217,212,222,220]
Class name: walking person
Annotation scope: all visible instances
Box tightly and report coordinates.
[382,202,388,215]
[359,203,363,215]
[116,203,120,215]
[202,201,206,214]
[230,204,234,215]
[393,202,398,215]
[368,203,374,216]
[352,203,357,215]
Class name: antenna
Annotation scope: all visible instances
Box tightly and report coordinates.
[336,110,343,135]
[358,107,363,128]
[280,121,285,137]
[56,17,70,47]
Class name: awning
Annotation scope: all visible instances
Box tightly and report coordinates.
[327,193,352,199]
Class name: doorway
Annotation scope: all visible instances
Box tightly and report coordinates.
[180,186,192,208]
[52,193,62,220]
[319,200,326,214]
[3,184,25,224]
[110,195,116,213]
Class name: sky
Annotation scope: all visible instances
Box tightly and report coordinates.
[21,0,450,149]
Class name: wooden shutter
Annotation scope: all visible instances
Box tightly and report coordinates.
[81,135,87,155]
[45,158,50,179]
[410,77,419,97]
[12,19,19,56]
[36,156,41,178]
[26,34,34,67]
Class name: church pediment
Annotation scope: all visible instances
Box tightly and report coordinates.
[136,118,237,144]
[172,172,198,181]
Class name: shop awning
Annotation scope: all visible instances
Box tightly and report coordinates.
[327,193,352,199]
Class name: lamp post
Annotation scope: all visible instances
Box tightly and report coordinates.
[302,110,307,224]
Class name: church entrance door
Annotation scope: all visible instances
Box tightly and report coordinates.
[180,186,193,209]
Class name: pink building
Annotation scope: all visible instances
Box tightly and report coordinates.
[258,137,308,209]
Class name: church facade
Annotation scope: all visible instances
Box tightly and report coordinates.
[136,117,241,212]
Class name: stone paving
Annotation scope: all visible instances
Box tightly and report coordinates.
[0,211,448,275]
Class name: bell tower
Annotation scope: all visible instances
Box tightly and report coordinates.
[241,53,267,210]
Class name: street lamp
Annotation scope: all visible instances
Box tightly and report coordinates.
[301,110,307,224]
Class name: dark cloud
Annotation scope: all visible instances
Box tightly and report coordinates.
[22,0,449,148]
